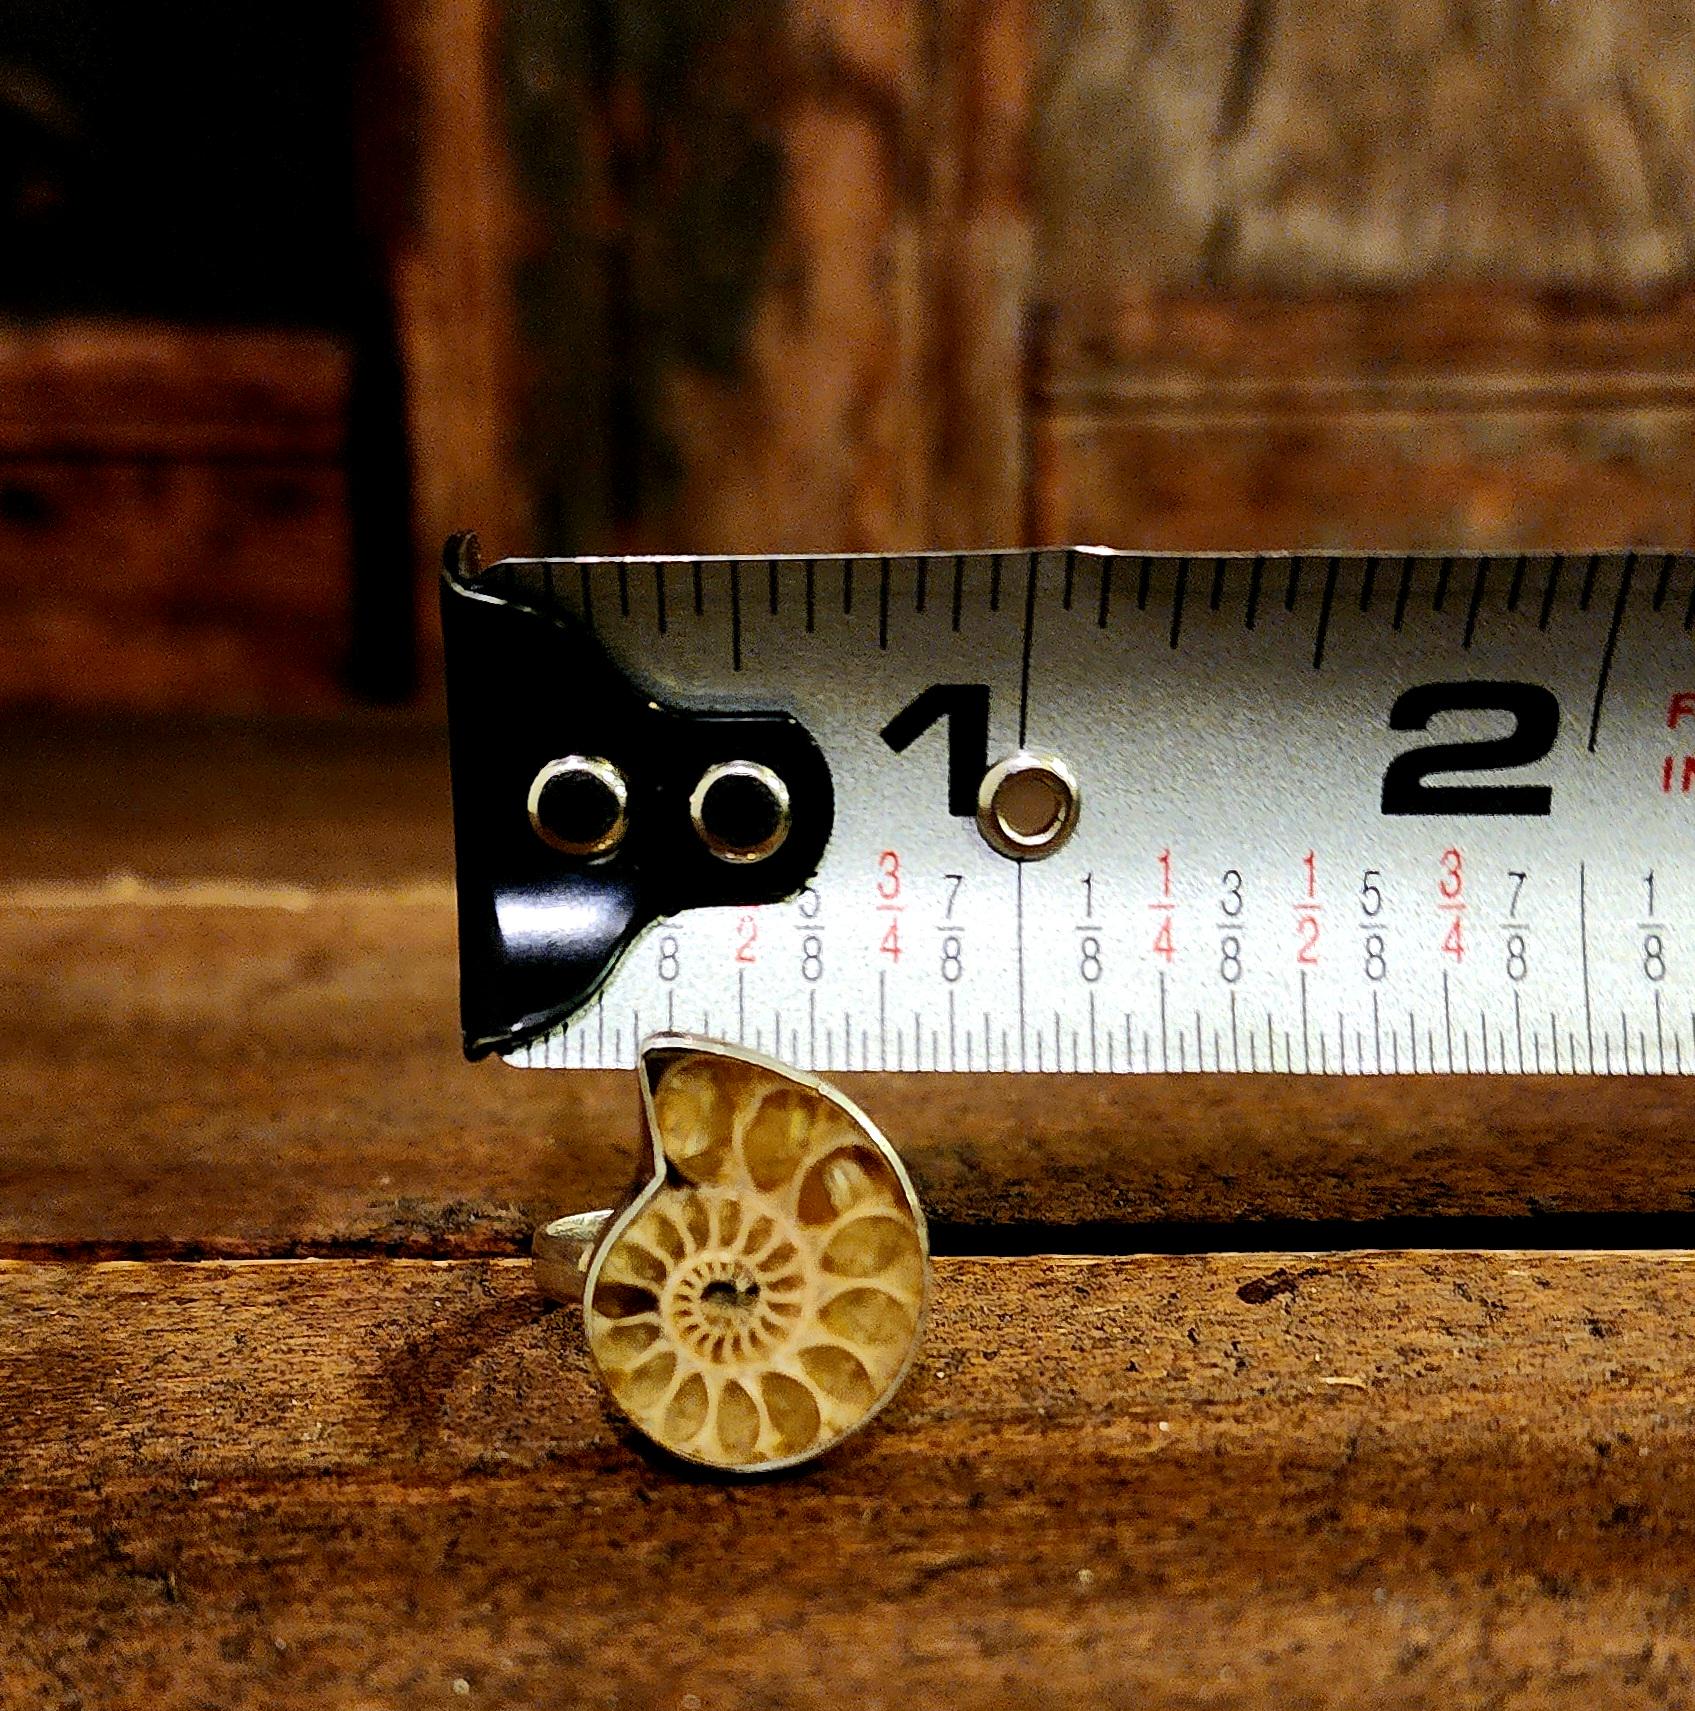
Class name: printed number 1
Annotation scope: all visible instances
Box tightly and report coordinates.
[880,686,991,817]
[1296,850,1318,964]
[1152,848,1175,962]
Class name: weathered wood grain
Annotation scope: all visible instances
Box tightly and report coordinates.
[1030,289,1695,550]
[0,325,355,712]
[388,0,1695,574]
[494,0,1036,559]
[381,0,528,599]
[920,0,1035,548]
[639,0,934,556]
[1030,6,1695,552]
[1038,0,1695,316]
[0,325,348,461]
[383,0,1695,652]
[5,1251,1695,1706]
[495,0,921,559]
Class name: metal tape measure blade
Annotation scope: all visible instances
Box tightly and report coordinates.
[478,549,1695,1076]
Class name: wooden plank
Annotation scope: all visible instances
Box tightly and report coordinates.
[0,323,348,461]
[0,323,355,712]
[1030,290,1695,550]
[625,0,934,556]
[5,1251,1695,1705]
[494,0,1036,558]
[1038,0,1695,330]
[9,877,1695,1254]
[917,0,1035,547]
[0,718,610,1258]
[383,0,1695,591]
[0,891,569,1258]
[388,0,959,604]
[6,718,1695,1253]
[1033,0,1695,552]
[1033,376,1695,552]
[375,0,528,682]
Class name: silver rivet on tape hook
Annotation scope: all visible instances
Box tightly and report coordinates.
[528,754,630,860]
[976,751,1081,861]
[690,759,792,864]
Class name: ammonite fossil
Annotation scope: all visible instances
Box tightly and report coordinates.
[549,1036,929,1472]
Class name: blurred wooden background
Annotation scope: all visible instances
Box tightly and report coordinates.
[12,12,1695,1702]
[4,0,1695,708]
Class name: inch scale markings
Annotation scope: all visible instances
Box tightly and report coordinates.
[499,549,1695,1074]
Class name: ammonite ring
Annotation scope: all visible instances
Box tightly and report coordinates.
[534,1034,931,1473]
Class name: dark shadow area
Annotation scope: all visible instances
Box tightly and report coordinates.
[1,0,415,699]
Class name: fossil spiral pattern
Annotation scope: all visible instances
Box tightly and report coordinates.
[585,1046,928,1470]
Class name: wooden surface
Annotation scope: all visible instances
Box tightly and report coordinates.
[0,325,353,711]
[1030,290,1695,551]
[381,0,527,586]
[9,717,1695,1704]
[8,718,1695,1258]
[1037,0,1695,309]
[16,3,1695,712]
[412,0,1695,573]
[1032,0,1695,551]
[13,5,1695,1692]
[8,1253,1695,1707]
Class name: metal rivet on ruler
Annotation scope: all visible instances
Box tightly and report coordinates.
[528,755,630,859]
[976,751,1081,861]
[689,759,792,863]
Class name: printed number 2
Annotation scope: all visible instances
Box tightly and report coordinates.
[1381,682,1559,816]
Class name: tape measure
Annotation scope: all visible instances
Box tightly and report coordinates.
[442,539,1695,1077]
